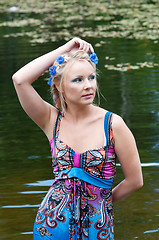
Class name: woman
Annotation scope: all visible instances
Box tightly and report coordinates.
[12,37,143,240]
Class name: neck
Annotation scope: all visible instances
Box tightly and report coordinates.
[64,104,96,123]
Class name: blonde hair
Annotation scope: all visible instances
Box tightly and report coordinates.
[50,50,99,114]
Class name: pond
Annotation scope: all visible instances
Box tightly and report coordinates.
[0,1,159,239]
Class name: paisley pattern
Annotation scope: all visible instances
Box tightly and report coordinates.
[33,111,116,240]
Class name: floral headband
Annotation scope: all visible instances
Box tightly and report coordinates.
[48,53,98,86]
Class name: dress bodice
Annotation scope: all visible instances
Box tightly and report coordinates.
[49,111,116,189]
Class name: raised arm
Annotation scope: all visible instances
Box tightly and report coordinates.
[12,38,94,136]
[112,115,143,204]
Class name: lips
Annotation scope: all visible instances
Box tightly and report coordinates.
[82,93,93,98]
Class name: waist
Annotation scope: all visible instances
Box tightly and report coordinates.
[54,167,114,189]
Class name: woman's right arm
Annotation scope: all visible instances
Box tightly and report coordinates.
[12,46,66,132]
[12,38,94,134]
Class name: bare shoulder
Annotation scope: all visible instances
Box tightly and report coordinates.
[111,113,135,144]
[112,113,126,130]
[93,105,109,117]
[95,107,126,128]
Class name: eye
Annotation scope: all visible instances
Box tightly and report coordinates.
[88,75,95,80]
[71,77,83,83]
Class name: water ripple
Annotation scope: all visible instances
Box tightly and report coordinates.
[25,179,53,186]
[20,231,33,235]
[116,162,159,167]
[144,228,159,234]
[19,190,47,194]
[1,204,40,208]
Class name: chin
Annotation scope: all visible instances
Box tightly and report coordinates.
[82,99,94,106]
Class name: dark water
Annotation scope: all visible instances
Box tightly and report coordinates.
[0,3,159,240]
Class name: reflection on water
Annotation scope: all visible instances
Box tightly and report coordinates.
[26,180,53,187]
[2,204,40,209]
[143,229,159,234]
[0,4,159,240]
[21,232,33,235]
[20,191,48,194]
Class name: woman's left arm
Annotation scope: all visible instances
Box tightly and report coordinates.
[112,114,143,204]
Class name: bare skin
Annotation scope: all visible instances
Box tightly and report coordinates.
[12,37,143,204]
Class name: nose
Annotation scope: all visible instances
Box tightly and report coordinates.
[84,79,91,89]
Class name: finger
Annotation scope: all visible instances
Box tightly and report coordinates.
[89,44,94,53]
[72,39,80,49]
[85,45,90,53]
[83,42,94,53]
[82,42,89,52]
[74,37,81,46]
[74,38,94,52]
[86,43,94,53]
[80,41,90,52]
[79,41,84,50]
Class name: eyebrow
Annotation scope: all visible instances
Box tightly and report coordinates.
[89,71,96,75]
[73,72,95,78]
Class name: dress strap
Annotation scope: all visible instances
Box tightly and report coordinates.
[53,111,114,146]
[53,111,61,140]
[49,111,61,162]
[104,111,114,146]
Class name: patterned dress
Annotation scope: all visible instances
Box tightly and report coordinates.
[33,111,116,240]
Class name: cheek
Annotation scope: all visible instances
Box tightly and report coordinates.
[69,85,80,92]
[63,85,81,99]
[93,80,97,91]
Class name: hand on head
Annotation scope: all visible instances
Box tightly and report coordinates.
[63,37,94,54]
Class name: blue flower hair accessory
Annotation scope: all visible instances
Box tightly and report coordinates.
[49,65,56,76]
[48,66,56,86]
[48,53,98,86]
[89,53,98,65]
[56,56,64,64]
[48,76,53,86]
[48,56,65,86]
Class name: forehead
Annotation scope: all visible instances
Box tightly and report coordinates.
[65,60,95,78]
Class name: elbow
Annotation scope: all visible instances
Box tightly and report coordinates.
[12,73,18,83]
[138,178,144,189]
[134,177,144,191]
[12,73,16,82]
[126,176,143,193]
[12,73,22,85]
[137,172,144,189]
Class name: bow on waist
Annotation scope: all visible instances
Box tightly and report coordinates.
[54,167,114,189]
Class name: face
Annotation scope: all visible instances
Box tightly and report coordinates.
[62,60,97,107]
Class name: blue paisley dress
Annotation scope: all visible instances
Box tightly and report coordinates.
[33,111,116,240]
